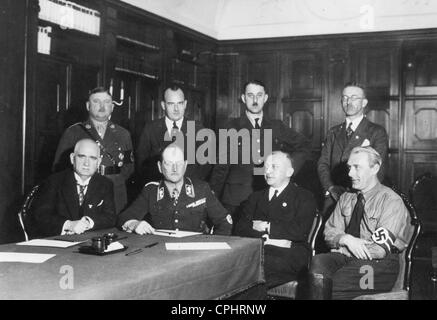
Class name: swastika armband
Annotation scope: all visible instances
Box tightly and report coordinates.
[371,227,397,254]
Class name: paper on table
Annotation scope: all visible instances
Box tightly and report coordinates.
[16,239,84,248]
[0,252,55,263]
[165,242,231,250]
[154,229,202,238]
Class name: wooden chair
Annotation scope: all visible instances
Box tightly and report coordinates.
[17,185,40,241]
[267,212,323,299]
[354,187,422,300]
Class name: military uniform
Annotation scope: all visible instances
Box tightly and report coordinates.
[117,177,232,235]
[53,119,134,214]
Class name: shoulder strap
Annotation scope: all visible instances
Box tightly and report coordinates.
[78,123,117,166]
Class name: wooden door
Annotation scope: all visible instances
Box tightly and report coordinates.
[32,57,71,184]
[280,52,323,151]
[403,42,437,230]
[351,45,401,187]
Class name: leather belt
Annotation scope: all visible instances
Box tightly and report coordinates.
[99,165,121,175]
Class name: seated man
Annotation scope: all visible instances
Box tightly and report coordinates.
[234,150,317,288]
[308,146,411,300]
[118,144,232,235]
[28,139,116,238]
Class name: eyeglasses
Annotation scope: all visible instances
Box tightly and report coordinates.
[341,95,364,103]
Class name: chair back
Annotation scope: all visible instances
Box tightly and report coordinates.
[18,185,40,241]
[391,186,422,297]
[409,173,437,232]
[307,211,323,263]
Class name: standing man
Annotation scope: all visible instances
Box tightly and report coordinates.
[136,85,210,188]
[53,87,134,214]
[28,139,116,238]
[318,82,388,215]
[309,147,410,300]
[234,150,317,288]
[209,80,311,219]
[118,144,232,235]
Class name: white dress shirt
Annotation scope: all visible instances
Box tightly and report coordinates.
[245,110,263,128]
[165,116,184,137]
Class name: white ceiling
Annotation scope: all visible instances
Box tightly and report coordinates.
[121,0,437,40]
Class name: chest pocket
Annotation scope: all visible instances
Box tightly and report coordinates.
[187,205,207,231]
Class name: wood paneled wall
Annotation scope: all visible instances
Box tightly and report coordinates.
[216,30,437,207]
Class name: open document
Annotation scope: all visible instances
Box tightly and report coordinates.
[0,252,55,263]
[153,229,202,238]
[17,239,85,248]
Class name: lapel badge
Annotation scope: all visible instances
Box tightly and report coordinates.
[85,124,91,129]
[118,161,123,167]
[282,202,287,207]
[110,124,115,129]
[355,135,359,139]
[185,179,195,198]
[158,186,164,201]
[88,204,92,208]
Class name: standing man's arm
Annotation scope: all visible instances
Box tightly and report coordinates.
[317,130,335,193]
[120,131,134,181]
[136,124,153,175]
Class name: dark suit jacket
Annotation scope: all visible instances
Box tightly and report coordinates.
[28,170,116,238]
[136,117,211,184]
[317,117,389,192]
[209,115,311,207]
[234,182,316,243]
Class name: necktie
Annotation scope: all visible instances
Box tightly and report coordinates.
[270,189,278,202]
[254,118,261,129]
[171,188,179,206]
[345,192,365,237]
[346,122,353,140]
[78,184,87,206]
[171,121,178,142]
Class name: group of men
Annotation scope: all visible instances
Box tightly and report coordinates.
[26,79,412,300]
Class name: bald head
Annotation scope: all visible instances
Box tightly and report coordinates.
[158,144,187,184]
[70,139,101,181]
[264,151,294,188]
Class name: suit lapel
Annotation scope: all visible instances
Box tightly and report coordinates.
[334,122,348,155]
[156,117,167,139]
[61,171,81,220]
[344,117,369,154]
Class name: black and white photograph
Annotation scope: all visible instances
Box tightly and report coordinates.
[1,0,437,306]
